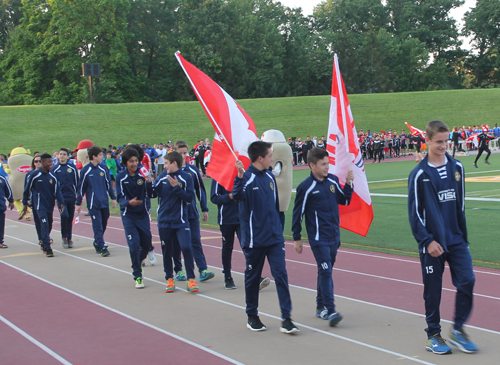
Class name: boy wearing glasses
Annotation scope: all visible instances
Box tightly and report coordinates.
[52,148,79,248]
[76,146,117,257]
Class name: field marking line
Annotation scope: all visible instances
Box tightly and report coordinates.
[1,237,436,365]
[367,170,500,184]
[0,258,244,365]
[0,314,73,365]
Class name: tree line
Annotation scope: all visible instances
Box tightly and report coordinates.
[0,0,498,105]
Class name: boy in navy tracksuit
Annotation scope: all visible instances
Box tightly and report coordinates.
[233,141,298,334]
[292,147,353,327]
[52,148,78,248]
[211,179,240,289]
[116,147,153,289]
[22,154,65,257]
[76,146,117,257]
[408,120,478,355]
[153,151,199,293]
[171,141,214,282]
[0,174,15,248]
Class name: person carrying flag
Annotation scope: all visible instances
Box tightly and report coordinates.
[292,147,353,327]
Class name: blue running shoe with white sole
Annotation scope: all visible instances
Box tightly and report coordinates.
[316,308,327,319]
[199,270,214,282]
[449,328,478,353]
[325,312,343,327]
[426,334,452,355]
[174,271,187,281]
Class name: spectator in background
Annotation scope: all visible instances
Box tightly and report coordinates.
[156,143,167,175]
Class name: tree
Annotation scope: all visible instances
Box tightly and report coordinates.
[463,0,500,87]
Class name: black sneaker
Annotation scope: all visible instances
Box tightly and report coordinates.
[224,277,236,290]
[280,317,299,334]
[101,248,110,257]
[473,162,478,168]
[247,316,266,331]
[45,248,54,257]
[485,160,491,165]
[93,241,99,253]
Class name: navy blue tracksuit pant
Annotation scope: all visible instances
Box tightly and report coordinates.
[420,242,475,337]
[243,242,292,319]
[61,200,75,241]
[310,242,340,315]
[33,209,42,241]
[159,227,195,280]
[36,210,53,250]
[172,217,207,274]
[219,224,240,279]
[122,214,151,280]
[0,210,5,244]
[89,207,110,249]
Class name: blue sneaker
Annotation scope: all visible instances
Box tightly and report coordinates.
[174,271,187,281]
[199,270,215,282]
[316,308,327,319]
[326,312,343,327]
[426,334,452,355]
[449,328,478,353]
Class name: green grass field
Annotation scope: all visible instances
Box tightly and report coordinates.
[2,88,499,268]
[108,154,500,269]
[1,88,500,154]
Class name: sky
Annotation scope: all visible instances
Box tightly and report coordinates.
[277,0,476,48]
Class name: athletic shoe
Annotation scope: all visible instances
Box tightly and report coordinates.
[100,248,110,257]
[324,312,343,327]
[316,308,327,318]
[473,162,478,168]
[165,278,175,293]
[199,269,215,282]
[68,240,74,248]
[93,241,99,253]
[18,210,26,220]
[224,277,236,290]
[247,316,266,331]
[280,318,299,334]
[426,334,452,355]
[45,248,54,257]
[62,238,70,249]
[259,277,270,290]
[175,271,187,281]
[0,243,8,249]
[448,328,478,353]
[135,277,145,289]
[187,279,199,293]
[148,251,157,266]
[39,240,44,251]
[485,160,491,165]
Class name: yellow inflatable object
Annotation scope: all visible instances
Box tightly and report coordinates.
[261,130,293,212]
[8,146,33,214]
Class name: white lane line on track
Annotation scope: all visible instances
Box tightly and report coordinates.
[0,258,244,365]
[0,314,73,365]
[2,236,436,365]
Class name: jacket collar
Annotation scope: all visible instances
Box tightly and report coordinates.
[247,164,267,175]
[418,152,456,174]
[309,171,327,183]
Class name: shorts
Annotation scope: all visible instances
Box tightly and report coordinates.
[110,175,115,181]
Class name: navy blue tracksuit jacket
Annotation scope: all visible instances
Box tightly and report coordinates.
[116,170,152,217]
[181,164,208,219]
[210,180,239,225]
[76,163,116,208]
[153,169,195,228]
[0,175,13,211]
[232,164,283,248]
[292,172,353,245]
[52,163,79,204]
[22,169,65,212]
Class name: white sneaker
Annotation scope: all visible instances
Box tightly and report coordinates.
[259,277,270,290]
[148,251,157,265]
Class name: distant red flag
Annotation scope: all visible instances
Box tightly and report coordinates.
[327,54,373,237]
[175,51,258,190]
[405,122,426,137]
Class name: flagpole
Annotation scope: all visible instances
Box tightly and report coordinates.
[175,51,238,160]
[334,54,351,164]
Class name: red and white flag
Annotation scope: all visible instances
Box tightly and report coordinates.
[405,122,426,137]
[327,54,373,237]
[175,51,258,190]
